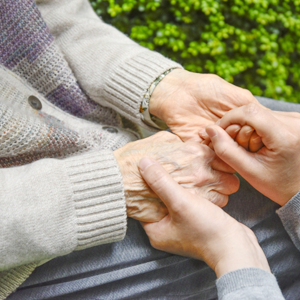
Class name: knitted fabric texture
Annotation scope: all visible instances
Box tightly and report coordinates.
[0,0,118,122]
[0,0,137,169]
[0,0,136,298]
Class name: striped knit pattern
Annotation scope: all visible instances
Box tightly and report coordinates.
[0,0,136,297]
[0,0,118,123]
[0,0,138,168]
[0,264,37,300]
[65,152,127,250]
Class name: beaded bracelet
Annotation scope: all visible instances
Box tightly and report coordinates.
[140,68,176,129]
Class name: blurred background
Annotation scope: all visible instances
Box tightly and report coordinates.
[90,0,300,103]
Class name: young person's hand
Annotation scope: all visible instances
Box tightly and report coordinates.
[205,103,300,206]
[200,122,264,152]
[139,157,270,278]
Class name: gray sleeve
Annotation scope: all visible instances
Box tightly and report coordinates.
[277,191,300,252]
[216,268,284,300]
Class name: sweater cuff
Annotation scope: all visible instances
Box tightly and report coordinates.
[0,263,37,300]
[103,51,183,130]
[64,150,127,250]
[216,268,283,300]
[277,190,300,252]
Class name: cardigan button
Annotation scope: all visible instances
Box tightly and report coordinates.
[28,95,42,110]
[103,126,118,134]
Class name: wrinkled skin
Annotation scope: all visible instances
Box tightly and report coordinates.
[114,131,239,222]
[150,70,260,142]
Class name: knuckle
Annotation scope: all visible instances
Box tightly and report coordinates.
[184,142,203,154]
[243,89,255,101]
[243,103,260,116]
[210,192,228,207]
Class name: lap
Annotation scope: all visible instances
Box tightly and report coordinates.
[8,98,300,300]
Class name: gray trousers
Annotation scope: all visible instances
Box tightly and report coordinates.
[8,98,300,300]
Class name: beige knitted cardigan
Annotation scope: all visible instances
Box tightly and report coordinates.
[0,0,182,298]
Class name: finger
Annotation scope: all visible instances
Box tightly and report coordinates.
[139,157,188,213]
[199,129,211,145]
[127,198,168,222]
[207,191,229,208]
[210,155,236,173]
[210,172,240,196]
[225,124,241,140]
[235,125,254,150]
[218,103,283,148]
[205,125,260,179]
[249,131,264,152]
[201,124,241,146]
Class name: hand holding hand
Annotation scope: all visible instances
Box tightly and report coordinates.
[149,69,259,142]
[206,103,300,206]
[114,131,239,222]
[139,157,270,278]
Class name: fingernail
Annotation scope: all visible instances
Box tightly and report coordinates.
[206,126,217,138]
[252,136,262,143]
[216,119,221,125]
[139,157,155,172]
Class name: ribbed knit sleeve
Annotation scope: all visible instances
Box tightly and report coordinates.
[0,150,127,272]
[216,268,284,300]
[36,0,183,129]
[277,191,300,252]
[65,151,127,250]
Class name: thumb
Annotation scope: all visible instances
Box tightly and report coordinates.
[206,125,260,177]
[139,157,187,214]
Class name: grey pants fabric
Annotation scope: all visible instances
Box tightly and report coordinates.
[8,97,300,300]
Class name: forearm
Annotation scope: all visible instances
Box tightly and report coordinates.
[277,190,300,252]
[0,150,126,271]
[216,268,284,300]
[36,0,182,128]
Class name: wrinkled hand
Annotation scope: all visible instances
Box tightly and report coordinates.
[139,158,270,278]
[149,69,259,142]
[206,103,300,206]
[114,131,239,222]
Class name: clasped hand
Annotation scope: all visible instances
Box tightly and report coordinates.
[114,131,239,222]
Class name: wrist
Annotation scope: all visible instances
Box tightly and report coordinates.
[149,69,187,120]
[208,226,270,278]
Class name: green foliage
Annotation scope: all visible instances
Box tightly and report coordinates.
[90,0,300,102]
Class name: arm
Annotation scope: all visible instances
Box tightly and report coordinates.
[0,150,127,271]
[36,0,182,129]
[37,0,259,140]
[139,158,284,300]
[277,191,300,252]
[216,268,284,300]
[205,104,300,251]
[0,127,238,270]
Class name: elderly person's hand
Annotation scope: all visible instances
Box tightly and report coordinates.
[114,131,239,222]
[149,69,259,142]
[205,103,300,206]
[139,158,270,278]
